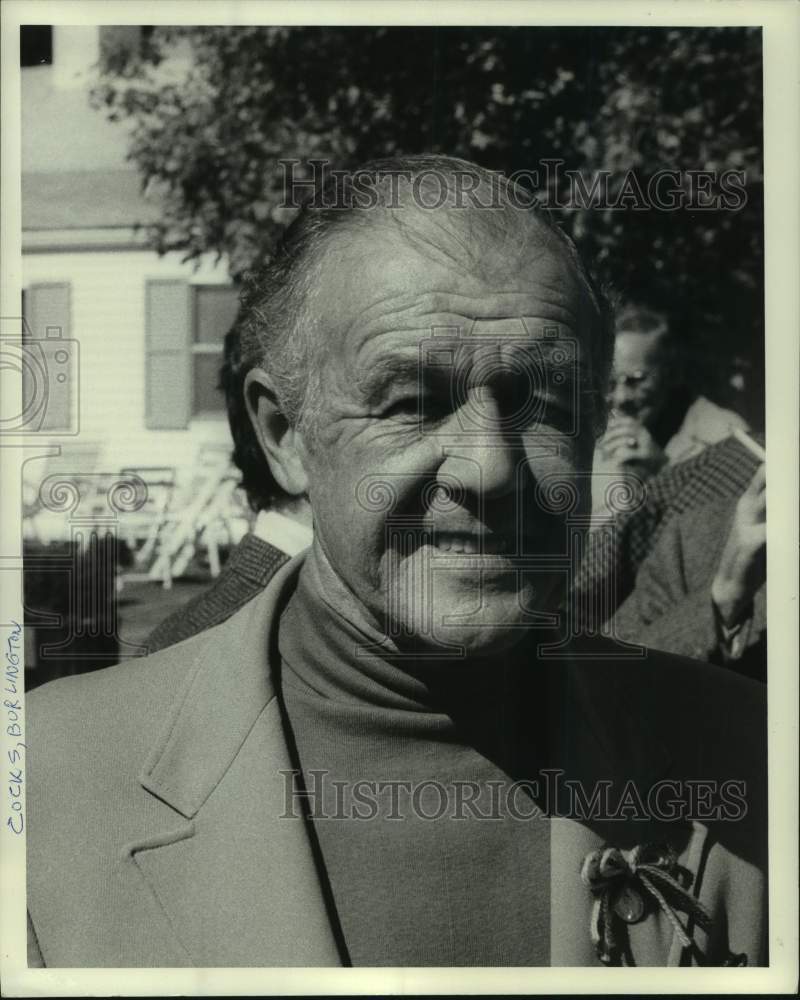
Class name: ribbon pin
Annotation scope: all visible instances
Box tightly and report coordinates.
[580,843,717,966]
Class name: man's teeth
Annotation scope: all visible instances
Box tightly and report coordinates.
[432,533,508,554]
[435,534,477,554]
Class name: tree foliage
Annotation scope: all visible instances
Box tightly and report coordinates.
[92,25,764,422]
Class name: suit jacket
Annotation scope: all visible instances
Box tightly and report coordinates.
[27,556,767,968]
[145,533,288,654]
[611,499,766,680]
[573,434,762,632]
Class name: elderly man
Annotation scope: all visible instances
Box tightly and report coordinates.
[27,156,766,969]
[592,304,748,514]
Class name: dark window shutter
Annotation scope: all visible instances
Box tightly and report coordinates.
[24,283,74,432]
[145,280,191,430]
[25,282,71,339]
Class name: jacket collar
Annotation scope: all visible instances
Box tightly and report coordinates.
[225,530,290,586]
[139,554,302,817]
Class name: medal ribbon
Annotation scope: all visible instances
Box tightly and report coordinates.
[580,843,715,965]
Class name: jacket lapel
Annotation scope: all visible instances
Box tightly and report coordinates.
[127,556,341,967]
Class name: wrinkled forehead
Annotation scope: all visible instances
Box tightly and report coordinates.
[420,319,579,376]
[309,213,596,360]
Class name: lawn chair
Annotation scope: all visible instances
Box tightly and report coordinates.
[145,443,239,587]
[114,466,178,590]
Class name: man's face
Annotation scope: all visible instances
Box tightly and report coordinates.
[608,329,671,427]
[295,226,596,656]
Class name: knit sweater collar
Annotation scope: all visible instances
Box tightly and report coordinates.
[277,548,538,773]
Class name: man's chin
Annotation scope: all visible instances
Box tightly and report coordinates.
[378,557,563,657]
[390,588,550,659]
[390,621,534,661]
[443,623,532,659]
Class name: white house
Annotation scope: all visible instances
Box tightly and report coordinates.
[21,26,250,552]
[22,26,241,512]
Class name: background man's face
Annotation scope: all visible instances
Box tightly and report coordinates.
[609,329,671,427]
[297,223,595,656]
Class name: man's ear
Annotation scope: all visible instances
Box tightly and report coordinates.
[244,367,309,497]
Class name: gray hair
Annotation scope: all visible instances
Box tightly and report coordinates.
[238,154,614,438]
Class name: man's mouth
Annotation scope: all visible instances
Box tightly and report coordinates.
[431,529,512,555]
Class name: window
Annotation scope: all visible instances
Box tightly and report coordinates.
[144,280,240,429]
[21,26,53,67]
[98,26,157,73]
[191,286,240,416]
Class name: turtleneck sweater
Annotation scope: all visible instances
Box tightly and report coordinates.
[278,552,551,967]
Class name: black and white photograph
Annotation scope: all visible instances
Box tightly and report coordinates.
[1,0,797,993]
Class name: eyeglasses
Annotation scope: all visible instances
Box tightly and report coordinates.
[606,370,659,397]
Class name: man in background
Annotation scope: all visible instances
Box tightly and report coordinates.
[580,302,765,671]
[146,320,311,653]
[592,304,748,508]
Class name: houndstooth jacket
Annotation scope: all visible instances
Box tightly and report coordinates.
[571,435,762,634]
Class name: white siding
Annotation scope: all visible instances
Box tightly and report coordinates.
[22,248,234,485]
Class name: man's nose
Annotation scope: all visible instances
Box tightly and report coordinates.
[610,380,639,415]
[439,390,519,500]
[610,380,633,408]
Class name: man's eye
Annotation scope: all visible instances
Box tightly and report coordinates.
[493,387,573,432]
[509,397,574,434]
[383,394,452,423]
[539,400,575,430]
[383,397,421,420]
